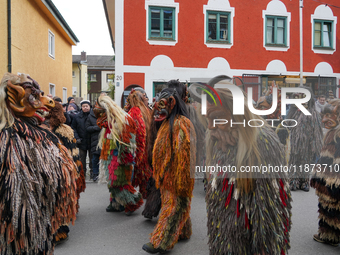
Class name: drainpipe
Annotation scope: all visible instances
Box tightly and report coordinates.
[77,62,81,98]
[7,0,11,73]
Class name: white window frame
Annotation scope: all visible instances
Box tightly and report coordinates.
[204,0,235,49]
[311,5,337,55]
[48,30,55,59]
[145,0,179,46]
[49,83,55,97]
[62,87,67,103]
[262,1,291,52]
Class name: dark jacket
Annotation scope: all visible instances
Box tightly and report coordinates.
[71,110,91,151]
[85,110,101,155]
[64,112,72,126]
[67,109,79,126]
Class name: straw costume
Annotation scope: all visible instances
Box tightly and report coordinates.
[94,95,143,215]
[0,73,77,255]
[124,89,152,199]
[285,88,322,191]
[45,102,86,244]
[189,82,292,255]
[311,100,340,246]
[142,88,196,253]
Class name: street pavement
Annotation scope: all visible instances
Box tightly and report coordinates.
[55,179,340,255]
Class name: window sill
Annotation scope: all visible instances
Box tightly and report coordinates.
[206,40,231,44]
[148,38,175,41]
[312,47,335,55]
[147,38,177,46]
[313,47,334,50]
[265,44,288,47]
[264,44,289,52]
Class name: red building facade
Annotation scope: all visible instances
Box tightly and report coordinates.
[107,0,340,106]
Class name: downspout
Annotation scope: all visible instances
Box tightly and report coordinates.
[77,62,81,98]
[7,0,11,73]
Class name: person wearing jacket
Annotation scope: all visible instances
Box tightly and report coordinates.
[86,108,101,182]
[72,100,92,178]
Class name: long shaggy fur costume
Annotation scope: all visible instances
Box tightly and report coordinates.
[205,88,292,255]
[0,119,78,255]
[0,74,78,255]
[97,96,143,212]
[142,111,163,218]
[311,100,340,243]
[128,106,151,199]
[150,115,196,250]
[46,102,86,212]
[285,88,323,189]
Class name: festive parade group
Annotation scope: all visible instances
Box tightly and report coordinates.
[0,72,339,255]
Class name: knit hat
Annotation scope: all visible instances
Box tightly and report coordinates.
[67,97,74,103]
[68,103,77,110]
[80,100,91,106]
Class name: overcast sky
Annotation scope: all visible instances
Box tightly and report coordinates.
[53,0,114,56]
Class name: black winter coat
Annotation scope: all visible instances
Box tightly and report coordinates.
[71,111,91,151]
[85,110,101,155]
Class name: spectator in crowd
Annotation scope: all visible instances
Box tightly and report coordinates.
[72,100,92,178]
[67,103,79,124]
[86,107,101,182]
[67,96,79,111]
[315,95,326,113]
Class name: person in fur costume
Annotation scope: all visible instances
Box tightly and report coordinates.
[197,84,292,255]
[124,89,152,199]
[285,88,323,191]
[45,102,86,244]
[142,106,163,219]
[311,100,340,246]
[0,73,78,255]
[142,88,196,253]
[94,95,143,216]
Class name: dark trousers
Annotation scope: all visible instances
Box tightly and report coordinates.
[92,154,100,176]
[79,149,92,176]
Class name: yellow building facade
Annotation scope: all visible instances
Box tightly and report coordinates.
[1,0,78,102]
[72,62,88,99]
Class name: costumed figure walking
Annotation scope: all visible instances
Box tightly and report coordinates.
[191,80,292,255]
[45,101,86,244]
[142,88,196,253]
[0,73,78,254]
[311,100,340,246]
[285,88,323,191]
[94,95,143,215]
[124,89,152,199]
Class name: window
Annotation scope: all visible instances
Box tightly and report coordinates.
[149,7,175,40]
[49,84,55,97]
[62,88,67,103]
[48,30,55,59]
[72,71,75,77]
[262,1,291,52]
[107,73,114,83]
[206,11,230,43]
[314,20,333,48]
[311,5,337,54]
[265,16,286,46]
[90,74,96,81]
